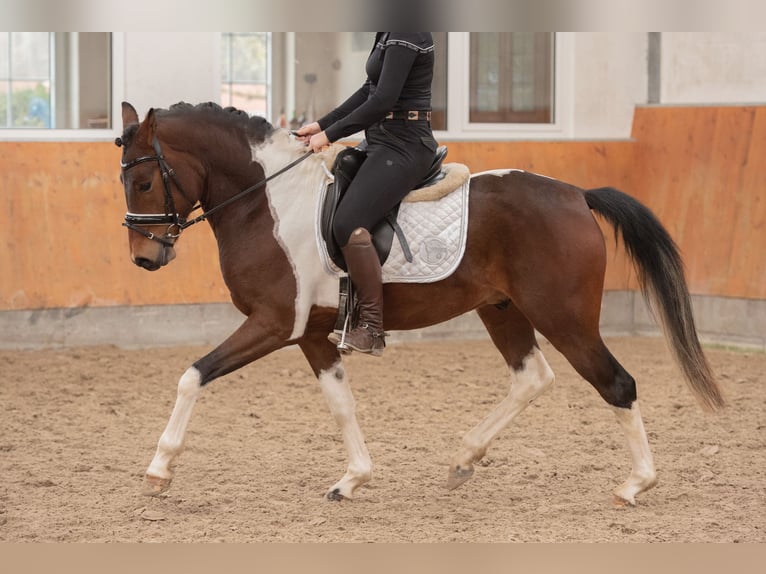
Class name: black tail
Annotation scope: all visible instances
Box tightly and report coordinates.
[584,187,725,412]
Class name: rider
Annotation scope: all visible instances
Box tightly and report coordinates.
[297,32,437,357]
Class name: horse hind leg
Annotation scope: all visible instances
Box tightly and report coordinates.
[300,335,372,501]
[546,332,657,506]
[448,303,555,490]
[610,400,657,506]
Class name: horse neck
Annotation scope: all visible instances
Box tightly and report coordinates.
[183,124,268,230]
[202,131,336,248]
[203,132,337,313]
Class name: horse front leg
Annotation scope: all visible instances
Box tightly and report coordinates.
[299,334,372,501]
[143,316,289,496]
[143,365,203,495]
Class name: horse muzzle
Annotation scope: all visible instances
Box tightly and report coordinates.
[132,244,176,271]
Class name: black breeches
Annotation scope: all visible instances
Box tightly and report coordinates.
[332,120,437,246]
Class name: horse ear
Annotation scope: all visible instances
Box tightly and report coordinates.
[142,108,158,145]
[121,101,139,129]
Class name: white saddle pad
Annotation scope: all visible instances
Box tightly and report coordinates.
[316,176,471,284]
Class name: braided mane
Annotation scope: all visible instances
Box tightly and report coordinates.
[119,101,274,149]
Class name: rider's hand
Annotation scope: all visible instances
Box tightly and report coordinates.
[308,132,330,153]
[307,131,330,153]
[294,122,321,141]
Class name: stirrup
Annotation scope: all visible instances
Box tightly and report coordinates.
[328,310,353,355]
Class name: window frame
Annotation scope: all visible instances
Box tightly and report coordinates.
[0,33,124,142]
[437,32,574,141]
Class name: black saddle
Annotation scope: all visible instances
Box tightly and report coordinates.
[320,141,448,271]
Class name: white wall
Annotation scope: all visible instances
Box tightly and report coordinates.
[661,32,766,104]
[123,32,220,119]
[571,33,648,139]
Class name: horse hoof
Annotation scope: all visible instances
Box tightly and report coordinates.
[612,476,655,507]
[326,488,347,502]
[612,492,636,507]
[446,464,474,490]
[142,474,172,497]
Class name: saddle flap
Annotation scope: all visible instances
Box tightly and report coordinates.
[320,145,397,271]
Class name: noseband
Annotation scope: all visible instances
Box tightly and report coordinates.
[120,136,196,246]
[119,134,313,247]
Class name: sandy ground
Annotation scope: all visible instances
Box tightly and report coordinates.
[0,336,764,543]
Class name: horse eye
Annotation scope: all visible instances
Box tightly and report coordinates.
[137,182,152,193]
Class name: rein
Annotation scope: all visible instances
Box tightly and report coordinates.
[120,135,313,245]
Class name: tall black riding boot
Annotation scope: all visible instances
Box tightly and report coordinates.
[337,227,385,356]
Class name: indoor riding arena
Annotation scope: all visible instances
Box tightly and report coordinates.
[1,31,764,543]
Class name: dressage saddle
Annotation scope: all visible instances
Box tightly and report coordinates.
[320,140,449,271]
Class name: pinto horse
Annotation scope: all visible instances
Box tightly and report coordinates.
[117,101,724,506]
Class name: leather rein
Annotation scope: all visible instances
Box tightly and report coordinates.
[120,135,313,246]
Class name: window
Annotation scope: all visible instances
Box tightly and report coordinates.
[221,32,271,119]
[219,32,565,140]
[0,32,112,130]
[469,32,553,124]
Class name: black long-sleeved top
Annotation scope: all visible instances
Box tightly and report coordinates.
[318,32,434,143]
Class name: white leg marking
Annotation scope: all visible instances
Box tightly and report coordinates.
[611,401,657,505]
[146,367,202,480]
[450,347,555,486]
[318,361,372,499]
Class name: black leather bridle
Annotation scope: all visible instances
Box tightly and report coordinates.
[120,135,196,246]
[120,135,313,246]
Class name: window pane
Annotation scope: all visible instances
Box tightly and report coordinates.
[0,83,7,127]
[77,33,111,128]
[11,81,50,127]
[231,34,268,83]
[469,32,553,124]
[221,33,269,117]
[220,35,231,82]
[0,33,9,78]
[12,33,49,79]
[431,32,447,131]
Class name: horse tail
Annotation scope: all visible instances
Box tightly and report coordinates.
[583,186,725,412]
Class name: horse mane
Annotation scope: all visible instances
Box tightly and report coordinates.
[120,101,275,149]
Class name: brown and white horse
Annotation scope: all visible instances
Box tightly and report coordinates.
[117,101,724,506]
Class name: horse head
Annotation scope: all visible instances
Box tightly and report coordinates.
[117,101,203,271]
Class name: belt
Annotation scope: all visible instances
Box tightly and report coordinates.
[384,110,432,121]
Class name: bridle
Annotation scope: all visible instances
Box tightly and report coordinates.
[120,134,313,246]
[120,135,196,246]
